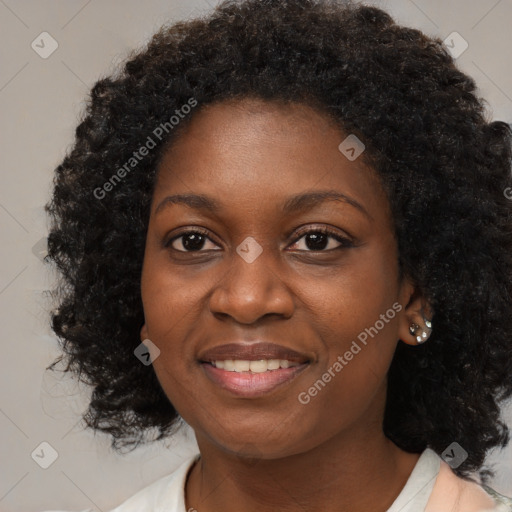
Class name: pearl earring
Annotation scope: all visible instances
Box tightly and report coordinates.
[409,316,432,344]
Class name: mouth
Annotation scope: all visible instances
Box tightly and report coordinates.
[198,342,311,398]
[209,358,304,371]
[200,361,310,398]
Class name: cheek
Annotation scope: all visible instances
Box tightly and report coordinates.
[140,255,211,348]
[140,265,205,401]
[305,245,400,347]
[296,247,400,409]
[294,315,398,450]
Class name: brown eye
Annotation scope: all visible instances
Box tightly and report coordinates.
[166,229,219,252]
[290,227,354,252]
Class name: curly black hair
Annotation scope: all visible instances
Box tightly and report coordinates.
[44,0,512,482]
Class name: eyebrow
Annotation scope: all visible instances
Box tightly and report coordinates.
[154,190,372,220]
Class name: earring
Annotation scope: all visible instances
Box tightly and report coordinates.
[409,317,432,344]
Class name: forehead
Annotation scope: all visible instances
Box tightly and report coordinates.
[160,97,345,155]
[152,97,390,223]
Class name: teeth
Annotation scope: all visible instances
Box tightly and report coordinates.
[234,360,250,372]
[249,360,268,373]
[267,359,280,370]
[211,359,301,372]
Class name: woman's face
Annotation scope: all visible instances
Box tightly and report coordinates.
[140,97,417,459]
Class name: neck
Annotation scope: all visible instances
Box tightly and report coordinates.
[185,418,420,512]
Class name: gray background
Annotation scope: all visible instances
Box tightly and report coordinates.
[1,1,511,511]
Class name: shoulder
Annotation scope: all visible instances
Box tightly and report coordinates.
[40,453,200,512]
[426,455,512,512]
[481,484,512,511]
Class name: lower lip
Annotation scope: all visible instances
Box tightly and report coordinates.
[201,362,309,398]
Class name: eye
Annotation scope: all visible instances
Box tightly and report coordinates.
[289,226,354,252]
[166,229,220,252]
[165,226,354,253]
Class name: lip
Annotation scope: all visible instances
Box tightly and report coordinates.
[198,342,310,364]
[201,361,310,398]
[198,341,311,398]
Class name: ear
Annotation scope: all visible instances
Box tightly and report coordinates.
[397,278,433,346]
[140,323,149,342]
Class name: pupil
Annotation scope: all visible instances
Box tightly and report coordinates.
[183,233,205,251]
[306,232,328,250]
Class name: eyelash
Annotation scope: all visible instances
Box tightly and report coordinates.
[165,226,354,253]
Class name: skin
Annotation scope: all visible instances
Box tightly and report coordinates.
[139,97,432,512]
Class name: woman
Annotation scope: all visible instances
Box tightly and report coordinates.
[43,0,512,510]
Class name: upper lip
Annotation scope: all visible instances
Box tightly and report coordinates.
[198,342,310,364]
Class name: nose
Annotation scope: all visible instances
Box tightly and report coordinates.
[208,239,295,324]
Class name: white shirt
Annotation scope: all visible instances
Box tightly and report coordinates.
[44,447,509,512]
